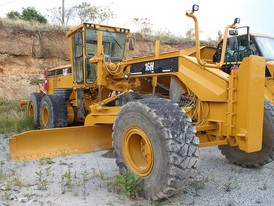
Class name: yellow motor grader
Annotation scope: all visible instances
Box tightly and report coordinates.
[10,5,274,200]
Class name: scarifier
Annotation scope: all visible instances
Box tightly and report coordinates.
[10,5,274,200]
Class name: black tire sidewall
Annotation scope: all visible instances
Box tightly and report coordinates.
[39,95,68,129]
[113,105,168,196]
[219,100,274,167]
[40,95,55,129]
[28,93,45,128]
[113,98,199,200]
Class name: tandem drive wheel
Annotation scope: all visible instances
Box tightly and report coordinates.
[219,100,274,168]
[39,95,68,129]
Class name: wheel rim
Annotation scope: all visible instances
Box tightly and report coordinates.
[122,127,154,176]
[28,102,34,117]
[41,105,49,127]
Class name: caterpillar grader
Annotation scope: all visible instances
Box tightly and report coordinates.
[9,4,274,200]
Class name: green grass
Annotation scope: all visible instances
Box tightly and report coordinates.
[0,18,71,33]
[0,98,33,134]
[132,32,216,47]
[0,17,216,46]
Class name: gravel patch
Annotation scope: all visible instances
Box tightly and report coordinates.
[0,134,273,205]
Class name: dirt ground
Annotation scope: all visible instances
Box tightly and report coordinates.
[0,134,274,206]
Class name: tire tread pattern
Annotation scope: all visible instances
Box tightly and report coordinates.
[219,100,274,168]
[113,98,199,200]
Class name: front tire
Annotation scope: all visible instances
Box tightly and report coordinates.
[39,95,68,129]
[28,93,45,128]
[219,100,274,167]
[113,98,199,200]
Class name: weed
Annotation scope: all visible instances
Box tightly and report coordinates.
[115,172,142,199]
[0,170,5,179]
[190,176,209,196]
[80,169,91,199]
[259,181,269,191]
[63,168,74,190]
[3,178,12,191]
[61,165,76,194]
[1,192,11,201]
[29,77,43,85]
[39,158,55,165]
[10,169,16,176]
[0,98,33,133]
[224,177,239,192]
[25,182,32,188]
[0,160,5,166]
[13,176,23,189]
[45,166,52,177]
[35,169,49,190]
[22,160,28,167]
[3,133,10,139]
[96,159,105,180]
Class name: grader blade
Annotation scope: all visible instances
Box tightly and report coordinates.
[9,125,113,160]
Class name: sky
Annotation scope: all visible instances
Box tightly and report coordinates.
[0,0,274,40]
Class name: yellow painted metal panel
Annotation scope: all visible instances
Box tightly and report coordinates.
[9,125,113,160]
[176,57,228,102]
[234,56,265,152]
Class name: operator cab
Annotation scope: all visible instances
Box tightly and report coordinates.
[67,23,129,85]
[214,26,274,74]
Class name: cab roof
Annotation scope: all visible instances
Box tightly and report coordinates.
[66,22,130,37]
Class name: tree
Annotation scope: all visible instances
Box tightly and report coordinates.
[73,2,116,24]
[47,2,115,25]
[21,7,47,23]
[47,6,75,26]
[6,7,47,24]
[95,5,115,24]
[6,11,21,20]
[132,18,152,34]
[74,2,93,22]
[185,28,195,39]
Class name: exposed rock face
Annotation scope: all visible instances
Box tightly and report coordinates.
[0,27,69,60]
[0,26,70,99]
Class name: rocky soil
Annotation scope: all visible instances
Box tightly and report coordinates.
[0,134,274,206]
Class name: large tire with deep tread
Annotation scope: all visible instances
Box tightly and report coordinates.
[39,95,68,129]
[113,98,199,200]
[219,100,274,167]
[27,93,45,128]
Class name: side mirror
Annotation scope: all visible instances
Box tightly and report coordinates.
[233,18,240,25]
[192,4,199,12]
[229,29,239,36]
[129,38,134,50]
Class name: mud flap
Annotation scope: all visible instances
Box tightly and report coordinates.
[9,125,113,160]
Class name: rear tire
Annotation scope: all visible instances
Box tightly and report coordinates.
[120,92,142,104]
[219,100,274,167]
[113,98,199,200]
[39,95,68,129]
[28,93,45,128]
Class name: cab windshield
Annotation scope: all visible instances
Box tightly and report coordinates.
[85,29,126,62]
[254,36,274,61]
[84,29,127,84]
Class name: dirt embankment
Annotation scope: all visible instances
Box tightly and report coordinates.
[0,26,70,99]
[0,26,188,100]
